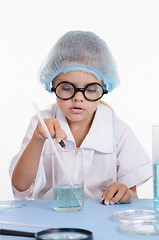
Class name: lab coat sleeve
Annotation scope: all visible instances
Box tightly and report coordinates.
[9,114,46,200]
[115,117,152,188]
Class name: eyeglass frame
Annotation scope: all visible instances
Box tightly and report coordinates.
[50,81,108,101]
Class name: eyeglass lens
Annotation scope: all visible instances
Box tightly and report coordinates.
[55,82,104,101]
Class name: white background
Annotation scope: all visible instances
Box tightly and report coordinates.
[0,0,159,200]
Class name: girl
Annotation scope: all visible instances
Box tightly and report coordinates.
[10,31,152,205]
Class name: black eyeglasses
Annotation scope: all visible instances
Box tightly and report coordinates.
[51,81,108,101]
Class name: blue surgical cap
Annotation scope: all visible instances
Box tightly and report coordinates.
[38,31,120,92]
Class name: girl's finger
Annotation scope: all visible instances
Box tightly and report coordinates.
[118,189,132,203]
[35,121,48,139]
[110,185,127,204]
[101,185,119,205]
[101,188,109,203]
[52,119,67,142]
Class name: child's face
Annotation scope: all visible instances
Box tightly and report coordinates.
[53,71,103,126]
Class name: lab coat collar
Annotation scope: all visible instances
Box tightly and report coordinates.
[56,103,114,153]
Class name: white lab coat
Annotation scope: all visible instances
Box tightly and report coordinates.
[9,103,152,200]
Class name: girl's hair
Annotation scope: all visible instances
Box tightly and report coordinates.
[99,100,115,114]
[38,31,120,93]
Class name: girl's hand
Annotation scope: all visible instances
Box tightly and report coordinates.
[34,118,67,143]
[101,182,138,205]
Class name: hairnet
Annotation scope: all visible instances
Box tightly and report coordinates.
[38,31,120,93]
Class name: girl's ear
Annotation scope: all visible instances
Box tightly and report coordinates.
[101,80,104,87]
[52,73,62,87]
[52,76,58,87]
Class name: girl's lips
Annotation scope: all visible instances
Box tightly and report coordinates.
[70,107,84,114]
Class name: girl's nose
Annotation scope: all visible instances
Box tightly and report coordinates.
[72,91,85,102]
